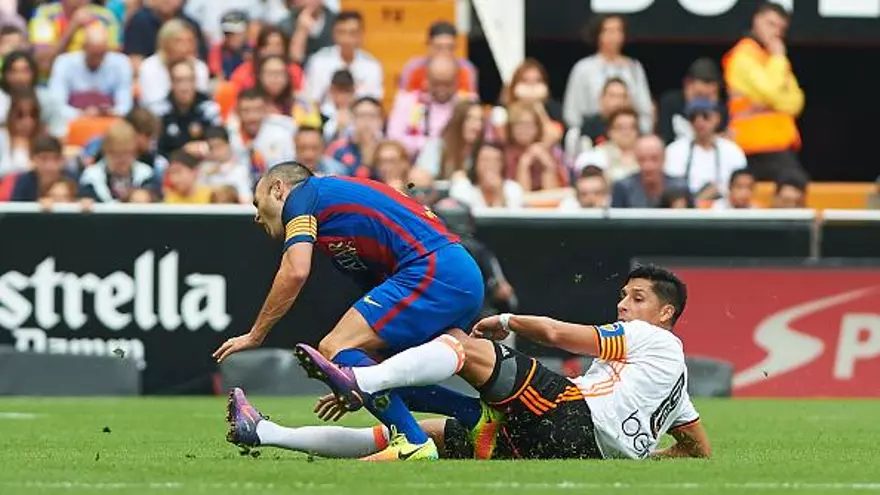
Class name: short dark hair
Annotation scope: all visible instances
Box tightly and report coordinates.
[335,10,364,26]
[428,21,457,39]
[755,1,790,20]
[169,150,199,168]
[264,161,314,187]
[729,168,754,187]
[238,88,265,103]
[330,69,355,90]
[351,95,383,112]
[775,171,808,195]
[579,165,606,181]
[32,135,62,156]
[626,265,688,326]
[607,106,639,128]
[585,14,627,47]
[126,107,160,137]
[685,58,721,83]
[296,125,324,141]
[204,125,230,142]
[0,25,22,37]
[659,188,694,209]
[602,77,628,95]
[0,50,36,94]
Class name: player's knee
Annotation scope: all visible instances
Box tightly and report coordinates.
[436,334,466,373]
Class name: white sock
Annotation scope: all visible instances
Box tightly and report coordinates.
[351,335,465,394]
[255,420,389,458]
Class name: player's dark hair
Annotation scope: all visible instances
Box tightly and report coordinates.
[729,168,754,188]
[264,161,314,188]
[755,2,790,20]
[626,265,688,326]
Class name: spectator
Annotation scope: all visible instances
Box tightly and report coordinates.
[81,107,168,172]
[163,149,212,203]
[279,0,337,64]
[407,167,441,206]
[210,184,240,204]
[229,25,304,92]
[771,172,807,209]
[450,142,524,209]
[387,54,469,157]
[153,60,222,157]
[579,77,629,147]
[0,25,27,58]
[326,96,382,177]
[80,121,155,203]
[416,100,484,179]
[10,135,71,201]
[28,0,120,76]
[399,21,477,94]
[138,19,210,109]
[563,14,652,133]
[185,0,263,45]
[226,89,295,179]
[504,101,569,192]
[558,165,609,210]
[305,11,383,104]
[611,135,687,208]
[124,0,207,68]
[41,176,78,204]
[320,69,356,143]
[208,10,250,80]
[128,188,156,203]
[197,126,251,202]
[372,140,411,189]
[658,188,693,209]
[294,126,346,176]
[255,54,320,126]
[665,99,747,203]
[0,50,65,137]
[576,107,640,183]
[657,58,728,145]
[48,24,133,120]
[712,168,756,210]
[492,58,563,146]
[724,2,804,181]
[0,90,43,177]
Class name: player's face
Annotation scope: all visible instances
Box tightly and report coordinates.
[617,279,674,328]
[253,179,285,239]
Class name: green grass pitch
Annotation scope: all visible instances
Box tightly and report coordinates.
[0,397,878,495]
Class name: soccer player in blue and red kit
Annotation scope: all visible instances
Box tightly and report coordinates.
[213,162,502,461]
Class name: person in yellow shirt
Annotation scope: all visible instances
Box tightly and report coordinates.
[163,150,213,204]
[722,2,805,181]
[29,0,121,77]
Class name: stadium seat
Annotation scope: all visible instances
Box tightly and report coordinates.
[754,181,875,210]
[685,356,734,398]
[0,346,141,396]
[66,116,119,147]
[218,348,331,396]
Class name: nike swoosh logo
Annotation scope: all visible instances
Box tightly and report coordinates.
[364,296,382,308]
[398,448,420,460]
[734,286,878,389]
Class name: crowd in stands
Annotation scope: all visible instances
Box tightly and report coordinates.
[0,0,828,211]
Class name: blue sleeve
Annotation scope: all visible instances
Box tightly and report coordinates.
[281,179,319,251]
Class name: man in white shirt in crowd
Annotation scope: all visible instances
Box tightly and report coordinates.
[665,99,746,204]
[559,165,609,210]
[48,23,132,121]
[227,265,711,461]
[226,89,295,180]
[305,11,383,105]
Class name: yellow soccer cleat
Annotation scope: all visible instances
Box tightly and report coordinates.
[470,401,505,460]
[360,428,439,461]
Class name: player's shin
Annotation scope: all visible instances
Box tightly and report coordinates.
[256,422,388,458]
[350,335,466,393]
[333,348,431,445]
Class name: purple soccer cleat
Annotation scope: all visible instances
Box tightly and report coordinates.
[225,387,263,448]
[294,344,366,411]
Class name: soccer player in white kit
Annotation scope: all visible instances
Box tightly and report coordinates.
[226,265,711,460]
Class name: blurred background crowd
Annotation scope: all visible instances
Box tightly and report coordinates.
[0,0,872,211]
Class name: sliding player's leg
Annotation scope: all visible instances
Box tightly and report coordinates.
[226,388,455,458]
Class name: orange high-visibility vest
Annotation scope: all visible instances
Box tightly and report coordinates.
[722,38,801,155]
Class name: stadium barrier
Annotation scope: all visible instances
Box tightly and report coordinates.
[0,205,878,397]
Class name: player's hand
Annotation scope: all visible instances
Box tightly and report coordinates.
[213,333,261,362]
[472,315,509,340]
[314,393,348,422]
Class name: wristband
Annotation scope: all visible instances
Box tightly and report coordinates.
[499,313,512,334]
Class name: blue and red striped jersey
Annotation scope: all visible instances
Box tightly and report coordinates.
[282,176,459,287]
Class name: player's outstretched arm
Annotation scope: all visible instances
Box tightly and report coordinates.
[651,422,712,459]
[213,244,314,362]
[473,314,600,357]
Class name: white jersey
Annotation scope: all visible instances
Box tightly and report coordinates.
[570,320,700,459]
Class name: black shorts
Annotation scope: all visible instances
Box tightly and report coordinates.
[444,346,602,460]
